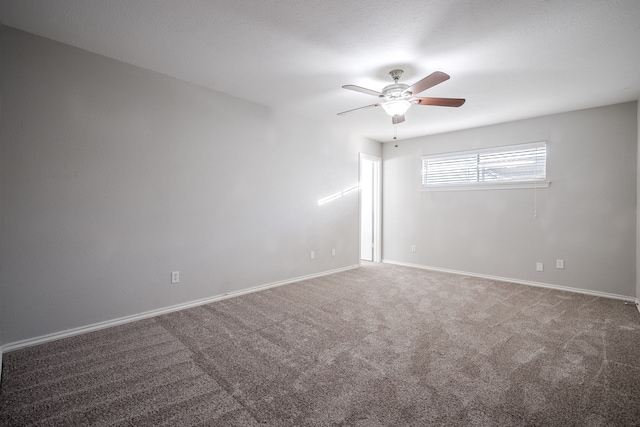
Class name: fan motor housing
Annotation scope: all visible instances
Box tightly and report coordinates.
[382,83,410,101]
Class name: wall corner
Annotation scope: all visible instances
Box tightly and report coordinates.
[636,101,640,303]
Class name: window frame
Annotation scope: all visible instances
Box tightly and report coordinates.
[421,141,550,191]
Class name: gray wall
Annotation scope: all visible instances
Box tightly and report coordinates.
[383,102,637,298]
[0,26,381,345]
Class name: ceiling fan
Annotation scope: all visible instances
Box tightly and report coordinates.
[337,69,465,124]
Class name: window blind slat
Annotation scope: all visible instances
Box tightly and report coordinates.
[422,142,547,187]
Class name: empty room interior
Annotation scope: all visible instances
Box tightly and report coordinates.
[1,1,639,425]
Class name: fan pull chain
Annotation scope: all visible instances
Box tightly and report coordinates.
[393,124,398,140]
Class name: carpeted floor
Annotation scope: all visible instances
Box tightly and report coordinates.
[1,262,639,426]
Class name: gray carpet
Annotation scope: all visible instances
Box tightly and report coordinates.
[1,262,639,426]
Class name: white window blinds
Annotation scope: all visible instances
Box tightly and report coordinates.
[422,141,547,189]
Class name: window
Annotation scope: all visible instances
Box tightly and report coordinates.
[422,141,548,190]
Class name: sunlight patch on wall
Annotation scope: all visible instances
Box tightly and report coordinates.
[318,184,359,206]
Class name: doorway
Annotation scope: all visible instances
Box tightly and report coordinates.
[359,154,381,262]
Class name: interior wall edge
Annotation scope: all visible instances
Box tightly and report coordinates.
[382,259,637,303]
[2,264,360,353]
[0,22,4,386]
[636,100,640,303]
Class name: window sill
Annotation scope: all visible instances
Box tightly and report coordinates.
[422,181,551,192]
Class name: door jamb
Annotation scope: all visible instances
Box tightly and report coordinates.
[359,153,381,263]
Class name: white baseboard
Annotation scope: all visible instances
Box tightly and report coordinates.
[3,264,360,353]
[382,259,636,302]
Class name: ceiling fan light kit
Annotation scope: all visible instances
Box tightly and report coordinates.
[338,69,465,125]
[381,99,411,117]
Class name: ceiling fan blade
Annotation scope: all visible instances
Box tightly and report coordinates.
[337,103,380,116]
[392,115,405,124]
[342,85,383,97]
[415,97,466,107]
[404,71,450,96]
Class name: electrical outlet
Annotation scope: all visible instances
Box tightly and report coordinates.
[310,251,315,260]
[536,263,544,272]
[171,271,180,284]
[556,259,564,269]
[332,248,336,256]
[411,245,416,253]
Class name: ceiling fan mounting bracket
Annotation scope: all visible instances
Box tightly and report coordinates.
[389,69,404,82]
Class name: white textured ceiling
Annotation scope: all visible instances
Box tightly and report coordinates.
[1,0,639,142]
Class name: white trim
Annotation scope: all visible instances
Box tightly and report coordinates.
[382,259,636,302]
[359,153,382,263]
[423,180,550,192]
[3,265,359,353]
[636,298,640,315]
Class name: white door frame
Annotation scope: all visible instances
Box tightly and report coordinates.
[359,153,381,263]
